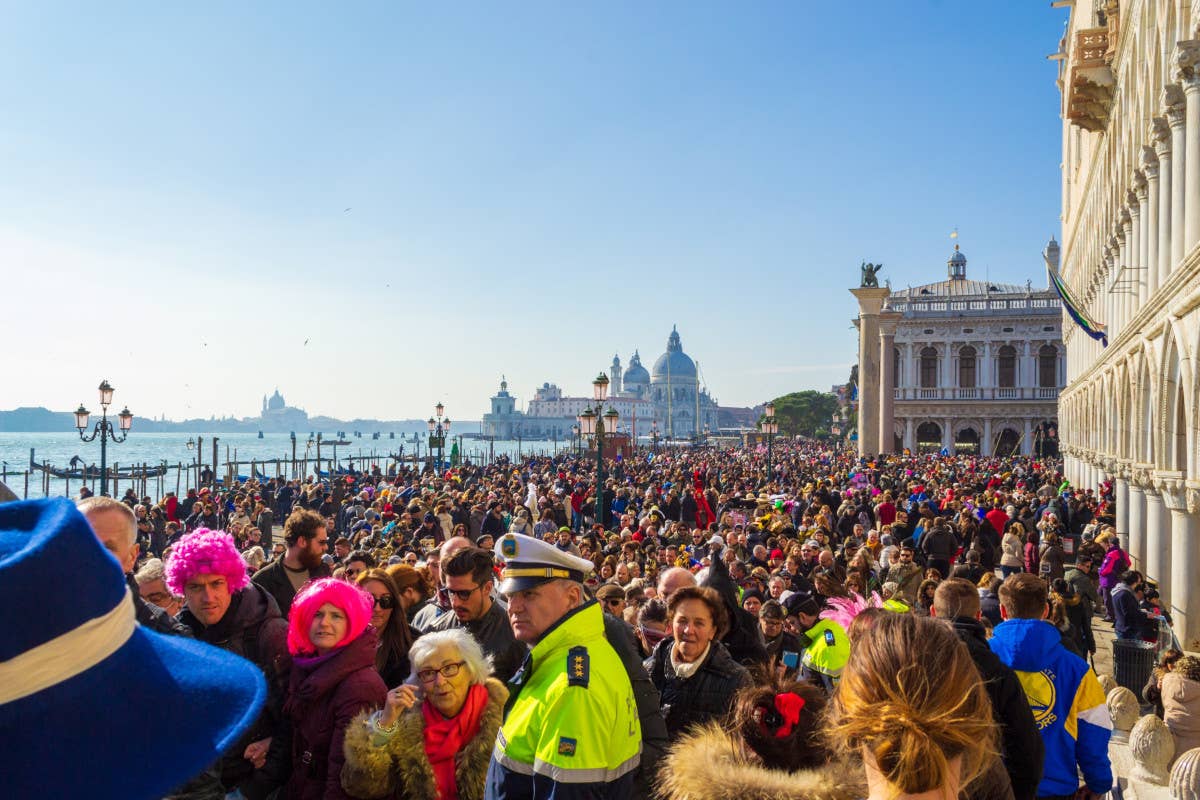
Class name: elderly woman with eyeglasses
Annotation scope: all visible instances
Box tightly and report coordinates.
[341,628,508,800]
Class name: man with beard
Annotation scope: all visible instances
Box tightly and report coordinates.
[424,547,527,681]
[252,507,331,616]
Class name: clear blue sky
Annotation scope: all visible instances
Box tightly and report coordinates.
[2,2,1067,423]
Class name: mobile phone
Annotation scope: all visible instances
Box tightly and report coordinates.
[782,651,799,669]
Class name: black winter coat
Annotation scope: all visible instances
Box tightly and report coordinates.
[646,638,750,739]
[950,618,1044,800]
[602,610,668,796]
[179,584,291,798]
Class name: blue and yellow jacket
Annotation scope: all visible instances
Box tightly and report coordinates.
[989,618,1112,796]
[485,600,641,799]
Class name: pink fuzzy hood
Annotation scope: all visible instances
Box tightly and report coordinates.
[164,528,251,596]
[286,577,374,656]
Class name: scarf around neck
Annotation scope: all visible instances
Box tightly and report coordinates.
[670,641,711,679]
[423,682,489,800]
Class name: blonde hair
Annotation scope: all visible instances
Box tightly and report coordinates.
[829,613,996,798]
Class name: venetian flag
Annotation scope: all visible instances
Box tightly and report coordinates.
[1047,264,1108,347]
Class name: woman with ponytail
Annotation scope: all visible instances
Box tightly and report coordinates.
[656,670,858,800]
[829,613,999,800]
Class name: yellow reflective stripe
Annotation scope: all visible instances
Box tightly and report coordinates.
[502,567,573,579]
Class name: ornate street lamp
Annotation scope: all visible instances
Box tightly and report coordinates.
[75,379,134,496]
[428,404,448,472]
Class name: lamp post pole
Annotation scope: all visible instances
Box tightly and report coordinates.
[577,373,619,531]
[212,437,220,490]
[75,380,133,497]
[761,401,777,483]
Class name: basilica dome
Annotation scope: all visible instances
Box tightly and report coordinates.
[651,326,697,382]
[623,350,650,386]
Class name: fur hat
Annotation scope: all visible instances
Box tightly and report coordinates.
[0,499,265,799]
[287,577,374,656]
[165,528,251,596]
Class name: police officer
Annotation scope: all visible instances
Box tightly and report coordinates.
[485,533,642,800]
[785,590,849,693]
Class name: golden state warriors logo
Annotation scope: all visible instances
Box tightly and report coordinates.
[1017,670,1058,730]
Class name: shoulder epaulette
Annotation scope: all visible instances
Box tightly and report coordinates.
[566,645,590,688]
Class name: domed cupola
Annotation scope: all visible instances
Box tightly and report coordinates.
[948,244,967,280]
[651,325,697,382]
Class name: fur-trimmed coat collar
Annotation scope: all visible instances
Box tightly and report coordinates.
[654,721,864,800]
[341,677,508,800]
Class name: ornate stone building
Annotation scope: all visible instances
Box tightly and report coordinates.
[851,245,1063,457]
[1053,0,1200,649]
[482,327,720,441]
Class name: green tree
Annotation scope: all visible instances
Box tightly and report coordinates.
[770,391,840,437]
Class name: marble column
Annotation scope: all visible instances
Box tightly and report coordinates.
[903,418,914,453]
[1132,178,1152,307]
[1145,485,1168,590]
[1120,213,1133,333]
[1166,83,1188,271]
[851,287,890,457]
[877,312,902,455]
[1167,485,1200,651]
[1128,200,1141,322]
[1022,418,1033,456]
[1128,482,1147,571]
[943,418,954,453]
[1152,112,1174,289]
[982,417,993,457]
[1139,167,1155,302]
[1116,475,1131,552]
[1175,42,1200,253]
[1104,245,1116,339]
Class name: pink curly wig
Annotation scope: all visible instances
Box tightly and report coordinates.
[287,577,374,656]
[164,528,251,596]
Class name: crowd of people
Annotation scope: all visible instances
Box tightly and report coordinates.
[7,439,1193,800]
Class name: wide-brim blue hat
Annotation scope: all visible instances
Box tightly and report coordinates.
[0,499,267,799]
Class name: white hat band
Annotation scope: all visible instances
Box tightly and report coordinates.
[0,588,136,705]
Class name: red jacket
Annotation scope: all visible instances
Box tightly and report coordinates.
[284,629,387,800]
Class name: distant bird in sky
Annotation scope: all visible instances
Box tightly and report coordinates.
[344,208,352,213]
[304,338,309,346]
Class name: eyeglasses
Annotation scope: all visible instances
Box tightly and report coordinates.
[417,661,466,683]
[605,598,624,607]
[144,591,174,605]
[370,594,396,610]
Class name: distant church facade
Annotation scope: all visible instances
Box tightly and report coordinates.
[483,327,720,440]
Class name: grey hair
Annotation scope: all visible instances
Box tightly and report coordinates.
[407,628,494,685]
[134,557,166,586]
[77,496,137,547]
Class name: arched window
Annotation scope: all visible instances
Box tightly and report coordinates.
[997,345,1017,388]
[1039,345,1058,387]
[920,347,939,388]
[958,346,977,388]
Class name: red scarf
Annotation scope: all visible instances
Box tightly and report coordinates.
[422,683,489,800]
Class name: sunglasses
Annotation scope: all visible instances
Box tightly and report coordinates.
[370,595,396,609]
[447,585,483,602]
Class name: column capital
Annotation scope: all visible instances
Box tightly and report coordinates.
[878,311,902,337]
[1134,174,1150,201]
[1187,480,1200,514]
[1172,41,1200,92]
[850,286,891,316]
[1157,470,1188,510]
[1142,146,1160,180]
[1163,83,1187,127]
[1150,116,1171,153]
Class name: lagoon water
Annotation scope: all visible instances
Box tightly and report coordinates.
[0,432,568,499]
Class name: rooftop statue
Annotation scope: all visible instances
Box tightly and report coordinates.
[860,261,883,288]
